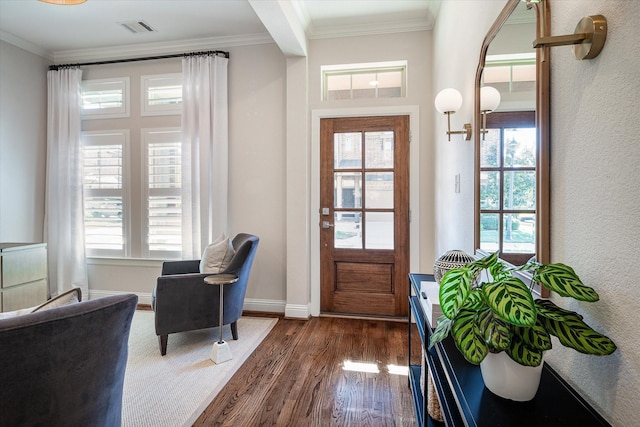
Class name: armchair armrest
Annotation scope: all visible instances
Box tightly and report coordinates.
[161,260,200,275]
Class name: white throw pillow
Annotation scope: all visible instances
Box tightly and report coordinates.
[199,234,235,274]
[31,287,82,313]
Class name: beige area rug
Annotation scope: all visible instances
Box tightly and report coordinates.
[122,311,278,427]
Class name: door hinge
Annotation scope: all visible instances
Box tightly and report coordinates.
[409,210,412,223]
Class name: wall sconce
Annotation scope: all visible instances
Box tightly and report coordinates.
[434,88,472,141]
[533,14,607,60]
[480,86,501,140]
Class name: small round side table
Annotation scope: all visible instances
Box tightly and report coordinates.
[204,273,238,364]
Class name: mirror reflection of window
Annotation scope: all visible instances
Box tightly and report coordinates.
[476,0,547,267]
[480,112,535,265]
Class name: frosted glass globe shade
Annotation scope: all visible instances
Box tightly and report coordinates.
[481,86,501,112]
[434,88,463,114]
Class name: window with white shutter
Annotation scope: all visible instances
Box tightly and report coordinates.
[81,77,130,119]
[82,130,128,257]
[143,128,182,258]
[81,72,183,260]
[141,74,182,116]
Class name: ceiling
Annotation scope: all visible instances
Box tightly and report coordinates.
[0,0,441,62]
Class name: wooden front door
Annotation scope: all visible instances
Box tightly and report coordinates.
[320,116,409,317]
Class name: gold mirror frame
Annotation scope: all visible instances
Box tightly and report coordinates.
[474,0,550,276]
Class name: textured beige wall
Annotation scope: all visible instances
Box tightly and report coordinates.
[434,1,639,425]
[546,1,640,425]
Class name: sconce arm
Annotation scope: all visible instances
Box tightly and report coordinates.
[534,33,589,48]
[533,15,606,60]
[448,123,472,141]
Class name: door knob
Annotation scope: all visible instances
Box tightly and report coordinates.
[322,221,334,229]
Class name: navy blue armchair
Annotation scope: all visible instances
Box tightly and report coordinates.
[152,233,259,355]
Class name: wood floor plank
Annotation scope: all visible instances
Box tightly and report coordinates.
[193,316,419,427]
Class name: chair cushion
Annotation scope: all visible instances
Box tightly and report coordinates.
[199,234,235,274]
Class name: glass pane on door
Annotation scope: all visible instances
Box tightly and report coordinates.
[334,132,362,169]
[365,131,394,168]
[503,128,536,167]
[365,172,393,209]
[334,211,362,249]
[365,212,394,249]
[503,213,535,253]
[480,171,500,210]
[480,213,499,252]
[334,172,362,209]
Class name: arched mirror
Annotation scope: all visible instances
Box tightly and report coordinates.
[474,0,550,281]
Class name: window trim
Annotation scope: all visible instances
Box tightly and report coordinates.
[321,60,407,101]
[141,127,183,259]
[140,73,182,117]
[81,129,131,258]
[81,77,130,120]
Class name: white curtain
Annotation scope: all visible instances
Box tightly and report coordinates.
[181,54,229,259]
[44,68,88,297]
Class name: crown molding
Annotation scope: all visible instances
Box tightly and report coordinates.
[307,17,431,40]
[0,30,53,61]
[52,32,273,63]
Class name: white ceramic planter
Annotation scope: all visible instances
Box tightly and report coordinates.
[480,351,544,401]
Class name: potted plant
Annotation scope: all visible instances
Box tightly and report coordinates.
[429,251,617,401]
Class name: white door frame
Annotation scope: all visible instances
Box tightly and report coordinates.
[310,105,421,316]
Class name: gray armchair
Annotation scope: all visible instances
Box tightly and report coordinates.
[0,294,138,427]
[152,233,259,355]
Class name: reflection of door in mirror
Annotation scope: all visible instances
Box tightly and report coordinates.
[475,0,549,271]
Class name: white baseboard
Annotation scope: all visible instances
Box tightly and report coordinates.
[88,290,287,314]
[243,298,286,313]
[88,289,153,306]
[285,303,310,319]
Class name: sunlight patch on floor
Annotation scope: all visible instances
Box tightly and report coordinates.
[341,360,409,376]
[343,360,380,373]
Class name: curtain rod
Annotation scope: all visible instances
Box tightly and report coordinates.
[48,49,229,71]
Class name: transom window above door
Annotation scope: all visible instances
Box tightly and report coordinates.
[321,61,407,101]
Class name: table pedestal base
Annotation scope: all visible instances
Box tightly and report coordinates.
[211,340,232,364]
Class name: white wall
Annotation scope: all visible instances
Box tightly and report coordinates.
[432,1,506,258]
[0,41,49,242]
[434,1,639,425]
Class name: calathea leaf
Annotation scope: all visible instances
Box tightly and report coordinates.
[483,276,537,327]
[534,263,599,302]
[535,299,584,322]
[463,289,486,311]
[513,320,551,351]
[541,316,617,355]
[477,309,511,351]
[474,251,499,269]
[428,316,452,349]
[488,260,509,282]
[439,268,473,319]
[451,309,488,365]
[506,333,544,367]
[511,259,541,275]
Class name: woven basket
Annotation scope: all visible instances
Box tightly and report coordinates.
[433,250,475,283]
[427,376,444,422]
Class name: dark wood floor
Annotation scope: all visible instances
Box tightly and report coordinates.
[193,315,421,426]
